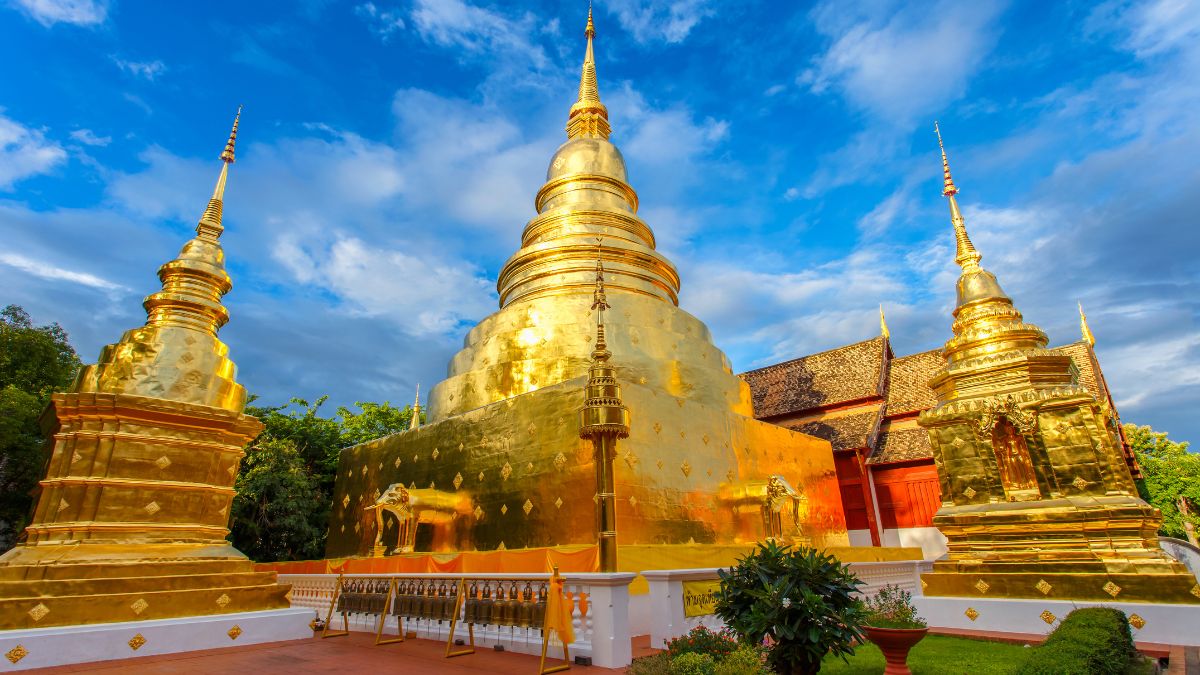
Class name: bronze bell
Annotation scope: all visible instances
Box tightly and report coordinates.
[446,580,460,622]
[478,582,494,625]
[496,583,511,626]
[463,580,479,624]
[505,580,520,626]
[533,582,548,629]
[517,581,534,628]
[435,581,449,622]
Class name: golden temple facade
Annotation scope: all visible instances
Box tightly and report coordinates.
[325,13,849,560]
[0,111,292,630]
[917,124,1200,604]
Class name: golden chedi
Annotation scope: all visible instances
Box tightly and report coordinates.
[0,110,292,630]
[326,12,849,559]
[918,124,1200,604]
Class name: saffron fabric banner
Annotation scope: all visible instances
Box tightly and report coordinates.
[681,579,721,617]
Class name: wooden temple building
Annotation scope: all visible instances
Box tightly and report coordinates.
[738,317,1134,557]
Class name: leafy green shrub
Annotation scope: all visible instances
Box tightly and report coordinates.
[1018,607,1135,675]
[715,541,867,675]
[670,652,716,675]
[714,644,771,675]
[863,584,926,629]
[628,652,672,675]
[666,626,739,660]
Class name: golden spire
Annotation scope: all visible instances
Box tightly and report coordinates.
[198,106,241,242]
[580,238,628,440]
[567,5,611,140]
[879,304,890,340]
[410,383,422,430]
[1079,302,1096,347]
[935,122,982,273]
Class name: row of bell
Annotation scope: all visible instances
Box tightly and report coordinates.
[462,580,549,628]
[332,578,554,629]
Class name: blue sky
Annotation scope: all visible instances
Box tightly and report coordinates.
[1,0,1198,442]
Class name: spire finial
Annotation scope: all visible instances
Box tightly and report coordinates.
[934,122,982,273]
[591,238,611,359]
[879,304,890,340]
[409,383,422,430]
[220,105,242,164]
[1078,302,1096,347]
[567,5,611,140]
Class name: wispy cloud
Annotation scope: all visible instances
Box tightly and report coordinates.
[800,0,1008,123]
[354,2,406,41]
[112,57,167,81]
[0,113,67,189]
[605,0,717,44]
[69,128,110,147]
[409,0,550,70]
[12,0,107,27]
[0,252,125,291]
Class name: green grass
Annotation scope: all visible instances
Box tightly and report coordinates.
[819,635,1031,675]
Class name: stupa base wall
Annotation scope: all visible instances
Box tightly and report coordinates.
[913,595,1200,646]
[0,607,313,671]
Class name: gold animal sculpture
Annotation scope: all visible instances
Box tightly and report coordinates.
[365,483,474,554]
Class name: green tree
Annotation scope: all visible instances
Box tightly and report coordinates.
[230,396,415,561]
[1126,423,1199,539]
[0,306,81,550]
[229,437,325,562]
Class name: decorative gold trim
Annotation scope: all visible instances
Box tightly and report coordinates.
[1103,581,1122,598]
[974,579,990,594]
[5,646,28,664]
[964,607,979,621]
[130,598,149,615]
[128,634,147,651]
[1129,614,1146,630]
[27,603,49,623]
[1039,610,1055,625]
[1035,579,1052,595]
[228,625,242,640]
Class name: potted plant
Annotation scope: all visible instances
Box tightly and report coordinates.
[862,584,928,675]
[714,541,867,675]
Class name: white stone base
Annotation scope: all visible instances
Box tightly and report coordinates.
[914,595,1200,646]
[0,607,314,671]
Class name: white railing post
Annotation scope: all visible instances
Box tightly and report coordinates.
[568,573,636,668]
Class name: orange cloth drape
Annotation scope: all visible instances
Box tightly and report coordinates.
[543,574,574,645]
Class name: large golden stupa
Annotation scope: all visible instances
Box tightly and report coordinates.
[918,125,1200,604]
[325,12,849,560]
[0,111,292,630]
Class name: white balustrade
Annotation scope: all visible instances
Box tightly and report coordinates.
[277,572,636,668]
[640,560,933,649]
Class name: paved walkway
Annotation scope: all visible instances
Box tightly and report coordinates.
[32,632,614,674]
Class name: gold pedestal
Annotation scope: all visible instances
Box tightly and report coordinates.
[921,496,1200,603]
[0,392,291,630]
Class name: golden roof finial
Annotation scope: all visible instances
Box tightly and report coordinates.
[568,5,611,140]
[879,304,890,340]
[220,105,241,164]
[410,383,422,430]
[1079,302,1096,347]
[590,238,611,358]
[580,236,628,442]
[199,107,243,240]
[934,122,982,273]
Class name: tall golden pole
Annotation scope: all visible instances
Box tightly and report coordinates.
[579,240,629,572]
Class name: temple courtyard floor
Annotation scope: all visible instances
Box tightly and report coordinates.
[20,631,1195,674]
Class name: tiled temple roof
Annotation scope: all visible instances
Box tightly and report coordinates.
[1054,341,1102,399]
[884,349,943,416]
[739,337,887,419]
[869,427,933,464]
[795,410,882,453]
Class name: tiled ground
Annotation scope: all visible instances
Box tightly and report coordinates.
[31,631,613,674]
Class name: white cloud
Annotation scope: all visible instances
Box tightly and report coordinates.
[0,113,67,189]
[0,252,125,291]
[409,0,548,68]
[69,128,110,146]
[13,0,106,27]
[112,58,167,81]
[1088,0,1200,58]
[604,0,717,44]
[801,0,1007,123]
[355,2,406,41]
[274,235,495,337]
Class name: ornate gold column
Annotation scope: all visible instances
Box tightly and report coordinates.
[918,124,1199,604]
[579,246,630,572]
[0,110,292,630]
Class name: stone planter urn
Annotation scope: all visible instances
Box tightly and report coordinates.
[863,626,928,675]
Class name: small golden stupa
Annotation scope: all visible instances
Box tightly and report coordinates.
[0,110,292,630]
[918,124,1200,604]
[326,11,850,561]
